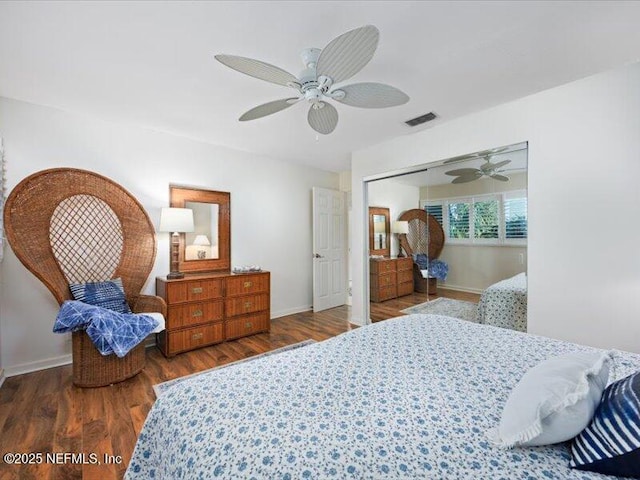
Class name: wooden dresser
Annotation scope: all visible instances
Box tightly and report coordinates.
[156,271,270,356]
[370,257,414,302]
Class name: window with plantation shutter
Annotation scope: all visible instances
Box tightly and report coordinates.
[504,195,527,239]
[422,189,526,245]
[448,201,470,239]
[474,199,499,239]
[425,204,443,226]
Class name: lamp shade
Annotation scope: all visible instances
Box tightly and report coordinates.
[192,234,210,246]
[159,207,194,233]
[391,221,409,234]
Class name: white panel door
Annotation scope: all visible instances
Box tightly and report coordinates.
[312,187,347,312]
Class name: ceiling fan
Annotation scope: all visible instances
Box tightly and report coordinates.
[445,155,513,184]
[215,25,409,135]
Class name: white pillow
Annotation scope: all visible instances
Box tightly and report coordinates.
[488,351,613,447]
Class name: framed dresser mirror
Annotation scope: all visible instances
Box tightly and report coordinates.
[369,206,390,257]
[170,185,230,273]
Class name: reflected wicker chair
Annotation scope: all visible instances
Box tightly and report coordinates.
[4,168,166,387]
[398,209,445,295]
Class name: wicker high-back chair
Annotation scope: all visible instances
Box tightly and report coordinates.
[4,168,166,387]
[398,209,445,294]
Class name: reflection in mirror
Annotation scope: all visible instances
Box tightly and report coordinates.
[368,206,390,257]
[365,141,527,330]
[170,185,230,273]
[184,202,220,260]
[373,214,387,250]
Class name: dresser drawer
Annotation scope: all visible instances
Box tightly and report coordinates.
[166,279,224,304]
[165,322,224,355]
[397,281,414,297]
[370,272,397,290]
[225,293,269,318]
[370,259,396,274]
[375,285,397,302]
[225,312,269,340]
[397,269,413,284]
[226,273,269,297]
[167,300,224,329]
[396,257,413,271]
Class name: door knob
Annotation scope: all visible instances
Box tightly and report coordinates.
[313,253,324,258]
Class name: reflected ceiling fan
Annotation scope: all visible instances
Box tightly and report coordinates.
[215,25,409,135]
[445,155,513,184]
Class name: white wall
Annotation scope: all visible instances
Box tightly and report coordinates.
[352,62,640,353]
[367,180,420,257]
[0,97,338,375]
[437,245,526,293]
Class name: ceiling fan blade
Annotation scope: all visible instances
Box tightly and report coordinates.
[308,102,338,135]
[239,98,299,121]
[452,173,483,184]
[490,174,510,182]
[215,54,299,88]
[316,25,379,84]
[333,82,409,108]
[443,146,510,164]
[443,153,483,164]
[489,159,511,170]
[445,168,480,177]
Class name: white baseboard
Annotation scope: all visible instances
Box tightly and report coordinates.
[4,354,72,377]
[439,284,484,295]
[271,305,312,319]
[0,368,5,389]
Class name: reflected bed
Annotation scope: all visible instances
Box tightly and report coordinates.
[477,272,528,332]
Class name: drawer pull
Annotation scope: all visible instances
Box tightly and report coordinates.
[245,322,253,329]
[192,309,203,317]
[243,281,252,288]
[192,287,203,294]
[244,301,252,309]
[192,332,204,340]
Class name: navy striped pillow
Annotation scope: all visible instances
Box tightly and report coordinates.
[69,278,132,314]
[570,371,640,478]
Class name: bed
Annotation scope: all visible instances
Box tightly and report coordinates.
[126,314,639,479]
[477,272,528,332]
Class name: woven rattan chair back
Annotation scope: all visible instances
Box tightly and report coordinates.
[5,168,156,305]
[4,168,159,387]
[397,209,444,259]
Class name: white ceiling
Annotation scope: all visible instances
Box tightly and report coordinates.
[1,1,640,172]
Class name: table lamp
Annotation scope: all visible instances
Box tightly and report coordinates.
[192,234,211,259]
[159,207,194,279]
[391,220,409,257]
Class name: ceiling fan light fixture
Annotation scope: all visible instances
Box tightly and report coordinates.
[445,155,513,184]
[215,25,410,134]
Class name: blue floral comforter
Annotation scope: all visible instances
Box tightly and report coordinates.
[126,314,640,479]
[53,300,158,357]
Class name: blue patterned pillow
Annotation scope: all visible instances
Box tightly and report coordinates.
[570,371,640,478]
[69,278,132,314]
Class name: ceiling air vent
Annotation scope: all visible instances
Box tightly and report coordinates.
[405,112,437,127]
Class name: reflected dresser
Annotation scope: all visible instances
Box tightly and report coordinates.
[370,257,414,303]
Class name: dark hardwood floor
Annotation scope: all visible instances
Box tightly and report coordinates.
[0,288,477,480]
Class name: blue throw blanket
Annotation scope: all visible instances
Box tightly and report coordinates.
[54,300,159,357]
